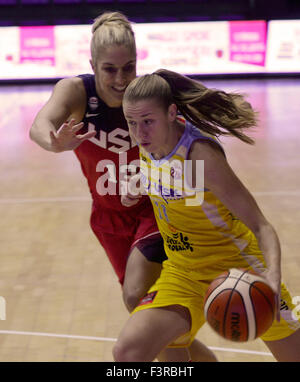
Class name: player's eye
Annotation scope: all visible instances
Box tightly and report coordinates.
[103,67,117,73]
[128,120,137,127]
[123,65,135,73]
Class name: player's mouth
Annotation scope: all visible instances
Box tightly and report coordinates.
[140,142,151,148]
[112,86,127,94]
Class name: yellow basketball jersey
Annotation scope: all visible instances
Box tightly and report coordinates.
[139,120,263,280]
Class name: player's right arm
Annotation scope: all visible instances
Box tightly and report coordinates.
[29,77,96,152]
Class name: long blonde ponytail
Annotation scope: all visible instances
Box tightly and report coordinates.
[124,69,258,145]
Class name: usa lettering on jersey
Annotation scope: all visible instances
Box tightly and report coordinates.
[87,122,137,153]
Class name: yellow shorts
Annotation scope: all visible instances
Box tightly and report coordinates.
[133,260,300,348]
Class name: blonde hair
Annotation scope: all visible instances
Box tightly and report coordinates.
[124,69,258,144]
[91,11,136,64]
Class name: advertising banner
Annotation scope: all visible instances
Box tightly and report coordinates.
[0,19,298,80]
[266,20,300,73]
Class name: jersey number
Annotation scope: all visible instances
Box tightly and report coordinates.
[154,201,169,222]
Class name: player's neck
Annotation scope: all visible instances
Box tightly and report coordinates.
[152,121,185,160]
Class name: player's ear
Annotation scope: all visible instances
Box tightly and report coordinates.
[90,59,95,73]
[168,103,177,122]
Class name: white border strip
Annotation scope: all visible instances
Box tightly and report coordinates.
[0,330,273,356]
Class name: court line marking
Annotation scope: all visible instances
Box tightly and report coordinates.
[208,346,272,356]
[0,191,300,205]
[0,330,273,357]
[0,330,116,343]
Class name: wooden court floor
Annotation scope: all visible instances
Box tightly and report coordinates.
[0,78,299,362]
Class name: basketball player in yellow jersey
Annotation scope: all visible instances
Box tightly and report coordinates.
[112,69,300,362]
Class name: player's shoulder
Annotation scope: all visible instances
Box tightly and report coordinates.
[54,76,86,99]
[189,137,224,162]
[47,77,86,120]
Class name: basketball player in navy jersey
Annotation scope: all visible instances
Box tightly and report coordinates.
[29,12,216,362]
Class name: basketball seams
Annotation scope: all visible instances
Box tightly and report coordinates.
[204,269,247,317]
[240,269,260,340]
[206,288,234,339]
[241,283,257,341]
[222,270,246,339]
[225,289,249,341]
[250,283,275,317]
[204,268,275,342]
[206,289,236,319]
[223,269,254,341]
[203,275,229,316]
[242,271,275,339]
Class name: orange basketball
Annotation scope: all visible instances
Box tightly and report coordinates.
[204,268,276,342]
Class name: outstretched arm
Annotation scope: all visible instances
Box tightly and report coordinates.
[29,77,96,152]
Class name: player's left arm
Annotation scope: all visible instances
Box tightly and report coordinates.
[189,140,281,298]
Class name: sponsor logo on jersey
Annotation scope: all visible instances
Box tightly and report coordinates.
[86,112,100,118]
[280,299,289,311]
[88,97,99,110]
[165,231,194,252]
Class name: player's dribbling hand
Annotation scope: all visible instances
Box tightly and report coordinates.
[50,119,96,152]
